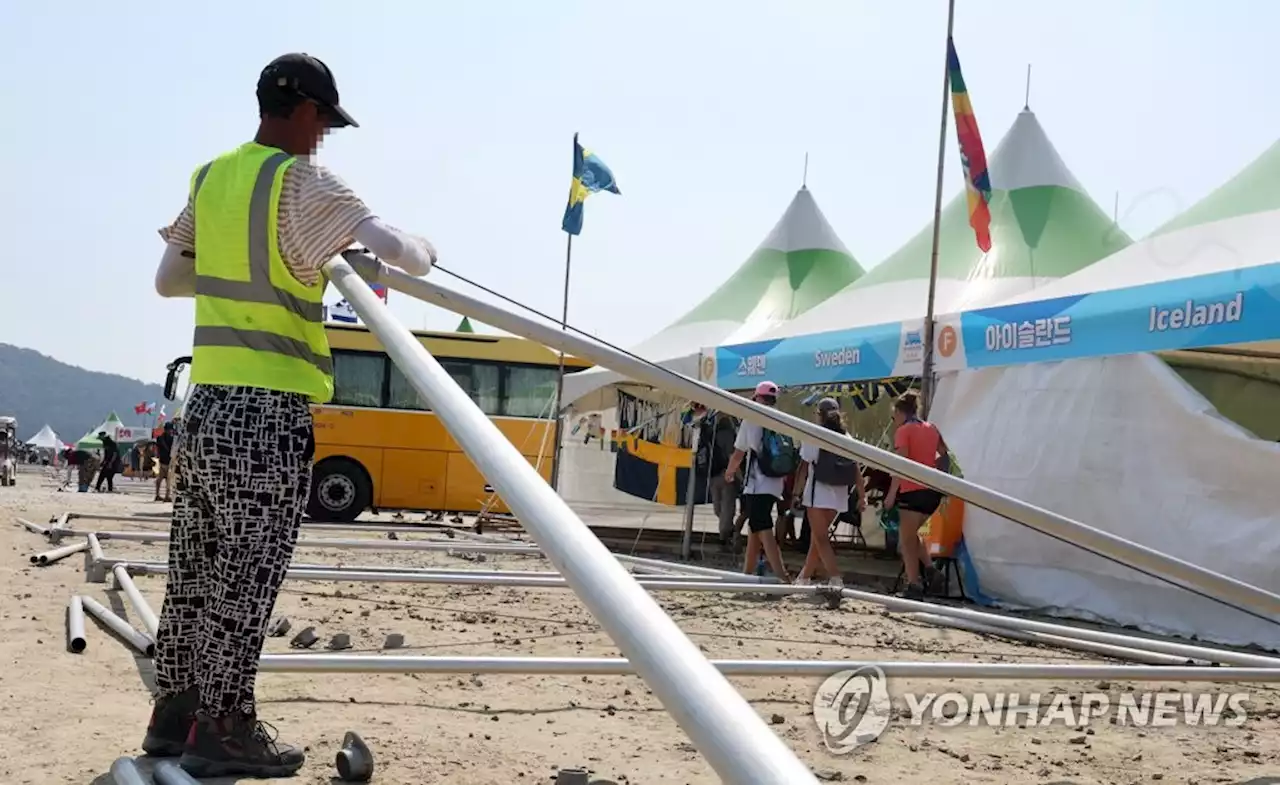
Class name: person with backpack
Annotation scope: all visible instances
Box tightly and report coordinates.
[791,398,866,587]
[721,381,793,582]
[884,390,947,599]
[700,409,741,551]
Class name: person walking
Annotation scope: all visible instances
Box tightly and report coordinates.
[154,421,175,502]
[791,398,866,588]
[883,390,947,600]
[722,381,793,583]
[144,52,438,777]
[95,432,119,492]
[701,408,740,551]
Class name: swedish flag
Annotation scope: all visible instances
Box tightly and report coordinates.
[561,133,620,236]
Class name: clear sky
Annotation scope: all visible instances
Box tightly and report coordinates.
[2,1,1276,384]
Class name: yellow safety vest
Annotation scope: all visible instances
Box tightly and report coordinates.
[188,142,334,403]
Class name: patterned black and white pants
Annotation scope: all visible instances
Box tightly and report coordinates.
[153,384,314,717]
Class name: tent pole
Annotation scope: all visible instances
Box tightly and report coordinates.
[920,0,957,419]
[550,233,574,493]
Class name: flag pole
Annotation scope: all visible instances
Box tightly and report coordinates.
[920,0,957,419]
[549,232,574,492]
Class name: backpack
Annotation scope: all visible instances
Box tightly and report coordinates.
[813,448,860,486]
[754,429,798,478]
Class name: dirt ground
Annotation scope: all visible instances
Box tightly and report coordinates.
[2,465,1278,785]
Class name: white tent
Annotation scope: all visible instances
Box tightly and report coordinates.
[743,109,1131,343]
[932,139,1280,650]
[24,425,61,450]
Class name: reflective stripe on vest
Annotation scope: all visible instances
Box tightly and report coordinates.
[191,153,324,325]
[192,326,333,375]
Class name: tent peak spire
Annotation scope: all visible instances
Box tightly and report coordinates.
[987,108,1084,194]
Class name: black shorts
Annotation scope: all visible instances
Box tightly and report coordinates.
[742,494,778,533]
[898,489,943,517]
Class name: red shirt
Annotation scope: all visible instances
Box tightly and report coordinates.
[894,420,941,493]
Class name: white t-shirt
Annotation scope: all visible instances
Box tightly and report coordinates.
[734,421,785,498]
[800,441,851,512]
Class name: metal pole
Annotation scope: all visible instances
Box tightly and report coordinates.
[105,559,730,583]
[920,0,957,417]
[81,595,154,656]
[550,233,573,493]
[342,253,1280,624]
[31,539,88,566]
[109,757,149,785]
[257,654,1280,682]
[680,428,699,559]
[15,517,49,535]
[67,595,87,653]
[87,532,105,563]
[914,612,1198,666]
[82,530,539,555]
[325,258,818,784]
[123,563,808,594]
[113,564,159,638]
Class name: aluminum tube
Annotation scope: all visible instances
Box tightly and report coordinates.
[109,757,149,785]
[836,586,1280,668]
[32,539,88,566]
[108,558,729,582]
[913,612,1198,666]
[67,595,87,653]
[87,532,105,565]
[327,259,817,784]
[613,553,767,581]
[346,254,1280,622]
[126,563,814,594]
[112,565,159,638]
[16,517,49,535]
[258,653,1280,682]
[84,529,538,554]
[72,512,468,538]
[153,760,202,785]
[81,596,155,656]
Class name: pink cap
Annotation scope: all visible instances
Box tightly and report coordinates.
[754,381,779,397]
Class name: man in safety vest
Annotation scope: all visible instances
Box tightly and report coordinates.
[147,53,436,777]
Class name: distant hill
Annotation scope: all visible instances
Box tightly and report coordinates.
[0,344,169,445]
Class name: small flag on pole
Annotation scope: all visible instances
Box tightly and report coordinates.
[330,300,357,323]
[947,37,993,253]
[369,282,388,302]
[561,133,620,236]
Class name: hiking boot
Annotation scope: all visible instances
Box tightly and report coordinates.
[141,686,198,757]
[178,710,305,778]
[900,582,925,601]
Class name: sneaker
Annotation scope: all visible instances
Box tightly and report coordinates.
[900,582,925,601]
[178,710,306,778]
[826,576,844,591]
[141,686,199,757]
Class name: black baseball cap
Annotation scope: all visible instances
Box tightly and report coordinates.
[257,53,358,128]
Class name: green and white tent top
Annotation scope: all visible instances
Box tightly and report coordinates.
[1150,138,1280,238]
[75,412,144,449]
[994,133,1280,304]
[562,186,864,407]
[758,108,1131,340]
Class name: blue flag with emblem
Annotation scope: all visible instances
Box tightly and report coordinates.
[561,133,620,236]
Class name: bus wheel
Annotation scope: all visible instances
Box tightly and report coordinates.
[308,459,371,522]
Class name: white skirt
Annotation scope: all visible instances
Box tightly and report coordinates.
[803,475,849,512]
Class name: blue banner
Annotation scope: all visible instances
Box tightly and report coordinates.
[713,319,910,390]
[953,261,1280,370]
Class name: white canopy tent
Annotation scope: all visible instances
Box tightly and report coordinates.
[931,138,1280,649]
[25,424,61,450]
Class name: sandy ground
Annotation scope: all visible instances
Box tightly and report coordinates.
[2,465,1278,785]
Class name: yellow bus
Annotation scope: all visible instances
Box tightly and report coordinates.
[163,324,591,521]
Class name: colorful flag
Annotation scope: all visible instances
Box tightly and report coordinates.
[947,37,993,253]
[134,402,148,415]
[369,282,388,302]
[561,133,620,236]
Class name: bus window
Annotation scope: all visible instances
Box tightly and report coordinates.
[332,350,386,407]
[387,363,430,411]
[440,360,501,415]
[503,365,558,417]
